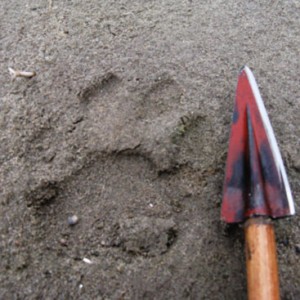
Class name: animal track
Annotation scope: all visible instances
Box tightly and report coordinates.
[115,216,177,257]
[78,72,121,103]
[25,179,59,208]
[77,72,137,152]
[74,71,218,173]
[75,71,189,170]
[173,113,221,170]
[31,153,179,259]
[135,74,184,121]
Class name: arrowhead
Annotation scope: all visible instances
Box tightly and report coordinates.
[221,66,295,223]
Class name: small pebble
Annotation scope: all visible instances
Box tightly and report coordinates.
[83,257,92,264]
[295,244,300,255]
[59,238,68,247]
[116,262,125,273]
[68,215,79,226]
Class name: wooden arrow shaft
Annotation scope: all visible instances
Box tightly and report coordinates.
[245,217,280,300]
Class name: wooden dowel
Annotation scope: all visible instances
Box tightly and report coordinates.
[244,217,280,300]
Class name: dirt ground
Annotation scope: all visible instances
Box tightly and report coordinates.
[0,1,300,299]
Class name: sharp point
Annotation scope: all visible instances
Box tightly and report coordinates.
[239,65,248,73]
[222,65,295,222]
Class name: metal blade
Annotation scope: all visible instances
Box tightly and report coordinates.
[221,66,295,223]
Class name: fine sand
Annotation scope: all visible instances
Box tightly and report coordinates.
[1,1,300,299]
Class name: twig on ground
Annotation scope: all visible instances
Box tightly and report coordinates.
[8,67,36,80]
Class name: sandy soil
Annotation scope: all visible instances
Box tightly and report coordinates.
[0,1,300,299]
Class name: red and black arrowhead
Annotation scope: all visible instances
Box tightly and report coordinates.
[221,66,295,223]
